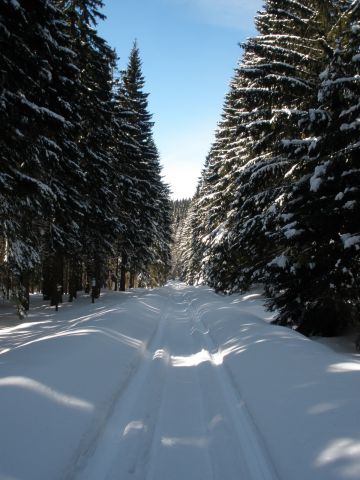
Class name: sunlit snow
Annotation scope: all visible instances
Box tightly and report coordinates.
[0,283,359,480]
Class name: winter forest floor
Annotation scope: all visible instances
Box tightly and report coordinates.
[0,282,360,480]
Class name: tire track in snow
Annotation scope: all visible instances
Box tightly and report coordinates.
[144,290,214,480]
[185,293,279,480]
[72,284,279,480]
[70,293,171,480]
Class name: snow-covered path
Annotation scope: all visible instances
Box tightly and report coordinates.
[1,282,360,480]
[74,284,277,480]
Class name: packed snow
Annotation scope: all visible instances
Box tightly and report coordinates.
[0,282,360,480]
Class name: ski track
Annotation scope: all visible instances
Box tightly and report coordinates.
[73,283,279,480]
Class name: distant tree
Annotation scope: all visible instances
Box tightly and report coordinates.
[175,199,199,284]
[188,81,248,290]
[171,198,191,279]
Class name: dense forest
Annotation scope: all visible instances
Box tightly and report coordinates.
[170,199,191,279]
[0,0,172,314]
[2,0,360,338]
[177,0,360,337]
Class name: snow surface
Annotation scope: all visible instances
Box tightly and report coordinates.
[0,283,360,480]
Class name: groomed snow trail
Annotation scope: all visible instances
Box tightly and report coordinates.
[74,283,278,480]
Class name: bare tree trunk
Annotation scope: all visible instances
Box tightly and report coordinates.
[114,256,119,291]
[20,271,30,311]
[119,252,127,292]
[68,257,80,302]
[129,271,136,288]
[43,253,63,309]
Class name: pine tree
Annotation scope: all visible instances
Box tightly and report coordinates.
[176,199,200,284]
[110,62,141,291]
[189,0,347,294]
[224,0,344,290]
[151,175,172,286]
[1,0,171,309]
[189,79,252,290]
[265,2,360,336]
[0,0,84,309]
[171,198,191,279]
[114,42,171,288]
[59,0,120,296]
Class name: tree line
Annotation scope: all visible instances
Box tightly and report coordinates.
[170,198,191,279]
[0,0,172,314]
[178,0,360,336]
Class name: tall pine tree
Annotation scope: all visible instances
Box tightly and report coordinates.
[114,42,171,288]
[1,0,84,310]
[59,0,120,296]
[265,2,360,336]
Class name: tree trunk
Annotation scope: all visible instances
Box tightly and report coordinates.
[20,272,30,311]
[46,253,64,309]
[129,271,136,289]
[114,256,119,291]
[119,252,127,292]
[68,257,81,302]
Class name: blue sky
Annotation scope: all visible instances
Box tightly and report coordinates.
[97,0,263,199]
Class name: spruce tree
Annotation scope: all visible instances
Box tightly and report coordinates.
[171,198,191,279]
[190,78,253,290]
[114,42,171,288]
[59,0,120,296]
[189,0,347,294]
[176,199,200,284]
[222,0,343,291]
[265,2,360,336]
[0,0,84,309]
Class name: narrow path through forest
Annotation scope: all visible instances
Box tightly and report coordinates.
[1,282,359,480]
[73,283,278,480]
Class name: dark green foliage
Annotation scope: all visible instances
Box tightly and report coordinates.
[0,0,85,307]
[265,3,360,336]
[186,0,331,292]
[171,198,191,279]
[59,0,120,292]
[0,1,172,310]
[114,43,172,287]
[184,0,360,336]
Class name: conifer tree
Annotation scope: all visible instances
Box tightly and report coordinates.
[0,0,171,310]
[176,199,199,284]
[189,79,251,290]
[225,0,343,289]
[171,199,191,279]
[59,0,120,296]
[115,43,171,288]
[151,176,172,286]
[0,0,84,309]
[189,0,347,293]
[265,2,360,336]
